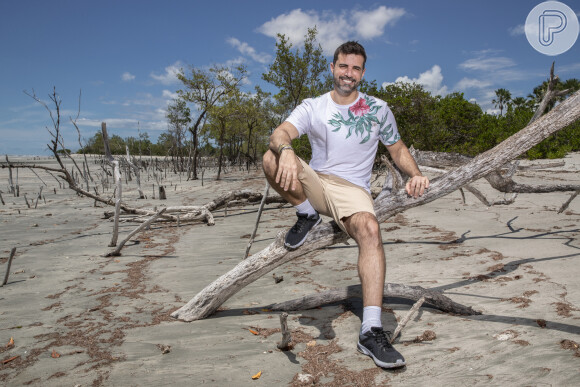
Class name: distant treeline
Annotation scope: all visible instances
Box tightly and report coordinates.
[78,28,580,164]
[78,78,580,162]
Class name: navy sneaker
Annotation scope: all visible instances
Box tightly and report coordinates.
[284,212,321,249]
[357,327,406,368]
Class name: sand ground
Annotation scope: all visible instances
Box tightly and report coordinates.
[1,154,579,386]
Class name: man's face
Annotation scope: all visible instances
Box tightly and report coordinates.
[330,53,366,96]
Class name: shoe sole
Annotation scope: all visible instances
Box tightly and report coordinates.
[357,342,406,369]
[284,217,322,249]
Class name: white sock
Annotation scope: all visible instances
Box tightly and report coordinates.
[361,306,382,334]
[295,199,317,216]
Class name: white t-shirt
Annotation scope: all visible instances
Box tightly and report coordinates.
[286,91,400,192]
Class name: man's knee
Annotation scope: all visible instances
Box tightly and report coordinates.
[262,150,277,176]
[347,212,381,243]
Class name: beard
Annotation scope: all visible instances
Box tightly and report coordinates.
[333,73,361,96]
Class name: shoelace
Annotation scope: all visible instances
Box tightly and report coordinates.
[291,214,310,232]
[371,329,394,349]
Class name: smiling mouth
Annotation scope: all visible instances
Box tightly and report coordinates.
[340,76,355,84]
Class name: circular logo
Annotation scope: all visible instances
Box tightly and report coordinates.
[525,1,579,56]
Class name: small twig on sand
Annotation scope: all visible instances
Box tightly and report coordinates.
[2,247,17,287]
[391,296,425,343]
[277,312,292,350]
[558,190,579,214]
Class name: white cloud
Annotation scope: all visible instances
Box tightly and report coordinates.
[227,37,272,64]
[459,56,516,72]
[455,77,492,90]
[121,72,136,82]
[352,6,405,39]
[508,24,525,36]
[385,65,448,96]
[162,89,179,100]
[257,6,405,54]
[150,61,183,85]
[559,62,580,75]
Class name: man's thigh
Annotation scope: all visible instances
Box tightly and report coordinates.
[297,158,375,233]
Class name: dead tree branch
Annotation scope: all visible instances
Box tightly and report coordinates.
[171,89,580,322]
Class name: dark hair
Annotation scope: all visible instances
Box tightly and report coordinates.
[333,41,367,68]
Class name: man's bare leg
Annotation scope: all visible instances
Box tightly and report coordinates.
[262,150,306,205]
[262,150,320,248]
[344,211,405,368]
[343,212,385,308]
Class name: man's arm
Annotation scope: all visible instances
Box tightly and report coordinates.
[386,140,429,198]
[269,121,301,192]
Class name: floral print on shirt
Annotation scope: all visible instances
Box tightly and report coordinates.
[328,96,399,144]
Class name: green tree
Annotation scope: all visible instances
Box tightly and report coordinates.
[492,88,512,116]
[166,98,192,171]
[238,87,271,165]
[206,92,243,180]
[435,92,482,154]
[366,81,438,153]
[262,27,328,113]
[177,63,247,179]
[262,27,328,160]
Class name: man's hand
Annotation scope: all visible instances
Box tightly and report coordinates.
[405,175,429,198]
[275,149,300,192]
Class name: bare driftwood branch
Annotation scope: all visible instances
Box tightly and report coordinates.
[125,146,145,199]
[391,296,425,343]
[171,89,580,322]
[529,62,571,124]
[245,181,270,259]
[103,189,284,225]
[102,123,122,247]
[106,208,167,256]
[277,312,292,350]
[558,190,580,214]
[2,247,17,287]
[266,283,477,316]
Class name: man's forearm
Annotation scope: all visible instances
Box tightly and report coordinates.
[269,132,292,154]
[269,122,298,154]
[392,146,422,178]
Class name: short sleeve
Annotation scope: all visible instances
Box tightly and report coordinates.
[378,106,400,146]
[285,99,313,137]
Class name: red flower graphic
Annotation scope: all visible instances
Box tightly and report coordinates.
[349,98,370,116]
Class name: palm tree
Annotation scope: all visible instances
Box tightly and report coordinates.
[492,88,512,116]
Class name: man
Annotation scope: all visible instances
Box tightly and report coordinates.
[262,41,429,369]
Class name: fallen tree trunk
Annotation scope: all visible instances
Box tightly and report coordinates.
[102,189,285,224]
[171,89,580,322]
[266,283,479,316]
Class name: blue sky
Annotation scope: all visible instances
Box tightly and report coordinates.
[1,0,579,156]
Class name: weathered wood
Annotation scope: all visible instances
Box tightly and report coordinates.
[245,182,270,259]
[159,185,167,200]
[266,283,478,316]
[102,123,122,248]
[1,247,17,287]
[103,189,284,225]
[558,190,580,214]
[277,312,292,350]
[126,145,145,199]
[106,208,167,256]
[391,296,425,343]
[529,62,570,123]
[171,89,580,322]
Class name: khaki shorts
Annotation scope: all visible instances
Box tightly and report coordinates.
[297,158,376,233]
